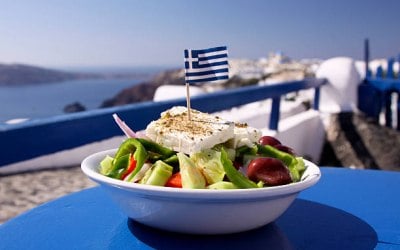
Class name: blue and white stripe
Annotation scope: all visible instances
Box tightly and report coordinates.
[184,46,229,84]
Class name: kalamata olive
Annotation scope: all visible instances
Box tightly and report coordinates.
[274,144,296,155]
[258,136,281,147]
[247,157,292,186]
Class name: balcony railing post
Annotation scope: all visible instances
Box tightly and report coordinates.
[364,38,370,78]
[313,87,320,110]
[269,97,281,130]
[384,92,393,127]
[387,58,395,79]
[397,95,400,131]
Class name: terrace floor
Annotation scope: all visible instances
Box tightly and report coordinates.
[320,112,400,171]
[0,166,95,224]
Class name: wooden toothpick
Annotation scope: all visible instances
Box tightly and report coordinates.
[185,82,192,121]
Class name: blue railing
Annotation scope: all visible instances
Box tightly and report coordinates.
[0,78,326,167]
[358,39,400,130]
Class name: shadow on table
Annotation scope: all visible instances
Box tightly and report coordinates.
[124,199,377,250]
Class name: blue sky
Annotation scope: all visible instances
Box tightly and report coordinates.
[1,0,399,68]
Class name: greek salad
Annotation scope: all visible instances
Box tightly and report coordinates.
[99,108,306,189]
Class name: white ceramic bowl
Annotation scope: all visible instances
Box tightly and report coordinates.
[81,149,321,234]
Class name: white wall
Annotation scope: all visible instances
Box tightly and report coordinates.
[316,57,361,113]
[153,85,205,101]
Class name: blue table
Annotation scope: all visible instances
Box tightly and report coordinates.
[1,167,399,249]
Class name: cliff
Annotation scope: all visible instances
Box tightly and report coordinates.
[101,68,185,107]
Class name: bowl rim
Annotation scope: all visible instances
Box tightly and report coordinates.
[81,149,321,200]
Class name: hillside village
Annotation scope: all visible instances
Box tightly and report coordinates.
[100,52,321,107]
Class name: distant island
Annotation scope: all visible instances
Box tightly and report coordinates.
[0,63,151,86]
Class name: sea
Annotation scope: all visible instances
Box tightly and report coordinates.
[0,66,168,124]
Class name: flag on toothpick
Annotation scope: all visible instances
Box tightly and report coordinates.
[184,46,229,84]
[183,46,229,120]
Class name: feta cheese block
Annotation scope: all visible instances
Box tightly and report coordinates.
[145,106,235,154]
[227,123,262,148]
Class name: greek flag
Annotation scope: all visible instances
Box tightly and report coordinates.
[184,46,229,84]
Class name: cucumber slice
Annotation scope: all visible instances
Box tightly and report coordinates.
[144,160,173,186]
